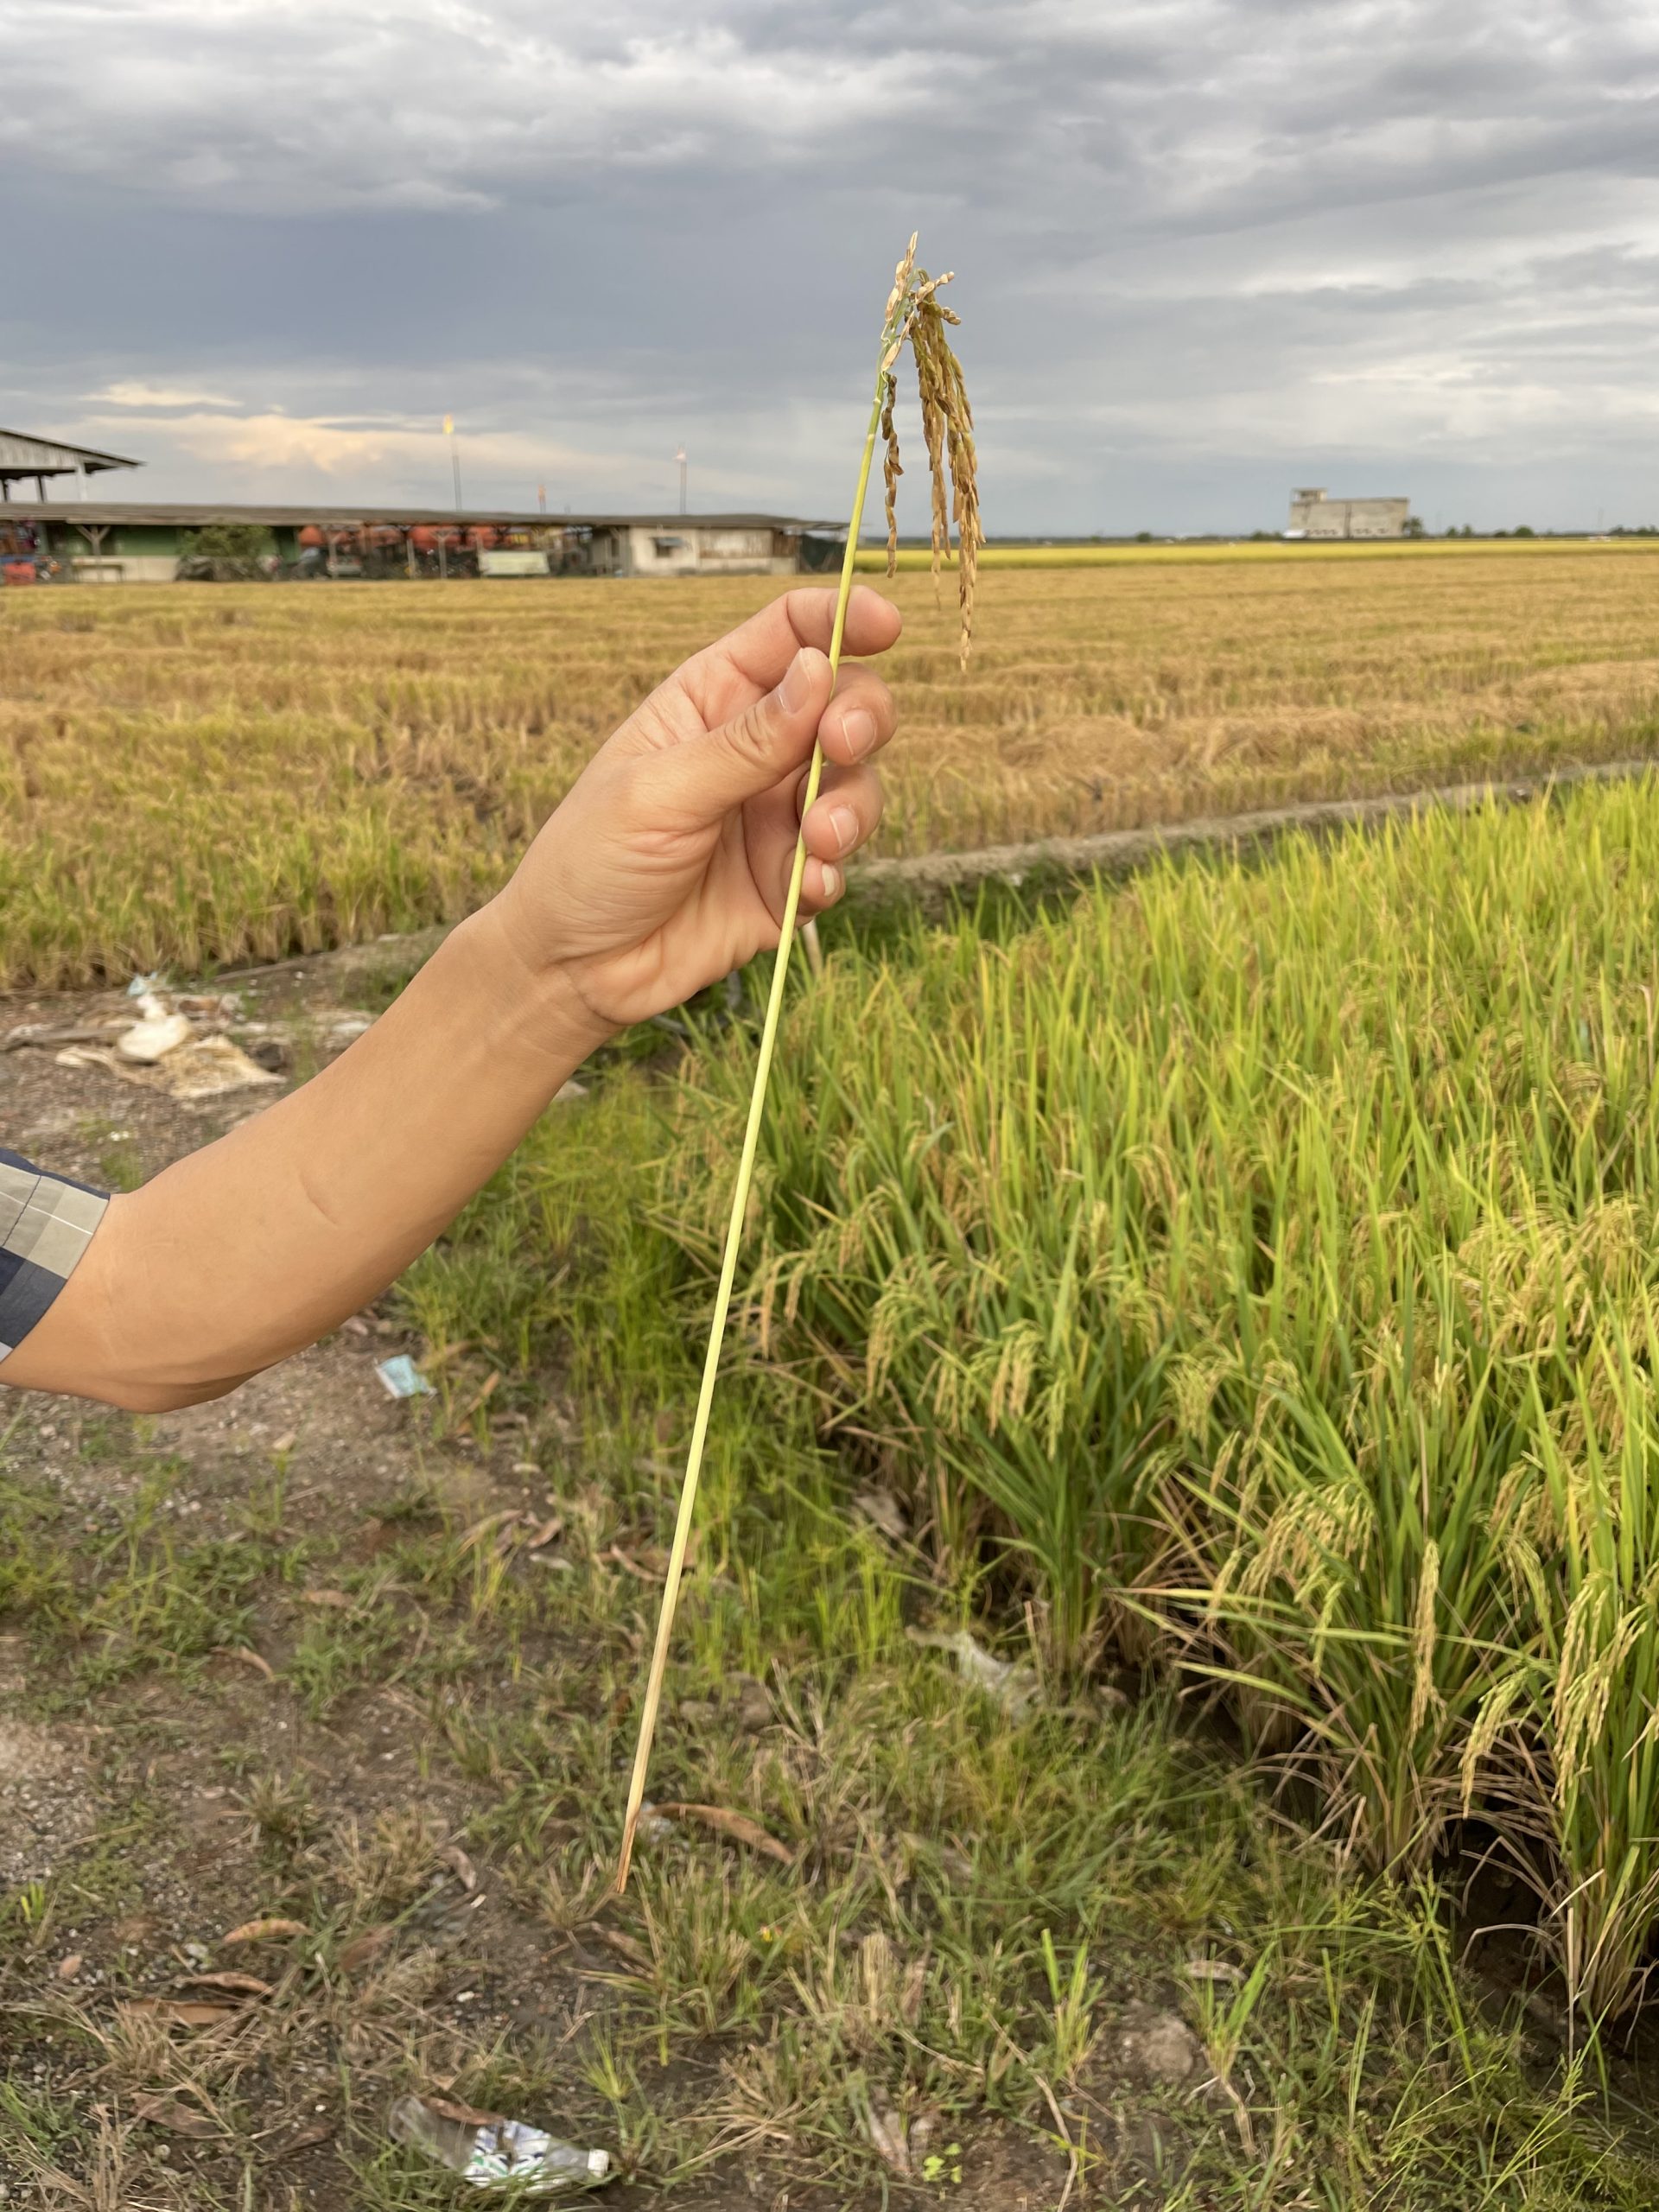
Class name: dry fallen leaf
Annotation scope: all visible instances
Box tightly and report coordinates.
[270,2120,334,2162]
[1185,1957,1245,1984]
[337,1924,394,1973]
[865,2095,911,2175]
[593,1924,652,1969]
[222,1916,308,1945]
[601,1543,671,1581]
[440,1843,478,1891]
[56,1953,83,1981]
[134,2094,221,2138]
[218,1644,276,1680]
[653,1802,794,1866]
[302,1588,351,1609]
[178,1971,273,1999]
[524,1514,563,1549]
[458,1508,524,1554]
[460,1370,501,1419]
[130,1999,238,2028]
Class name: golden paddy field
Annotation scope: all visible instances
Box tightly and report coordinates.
[5,539,1659,986]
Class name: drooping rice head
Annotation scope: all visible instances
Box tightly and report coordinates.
[908,287,981,668]
[875,238,982,668]
[881,376,904,577]
[879,235,918,575]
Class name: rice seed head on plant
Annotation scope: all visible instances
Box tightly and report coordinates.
[612,232,982,1894]
[878,235,982,667]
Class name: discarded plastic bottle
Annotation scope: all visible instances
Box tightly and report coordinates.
[389,2095,612,2194]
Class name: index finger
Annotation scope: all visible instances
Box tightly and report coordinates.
[683,585,902,721]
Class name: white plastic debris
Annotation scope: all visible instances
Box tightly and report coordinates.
[906,1626,1040,1719]
[376,1355,433,1399]
[116,1011,195,1064]
[851,1485,908,1542]
[862,2092,912,2175]
[389,2095,612,2194]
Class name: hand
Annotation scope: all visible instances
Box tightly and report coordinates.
[490,586,900,1031]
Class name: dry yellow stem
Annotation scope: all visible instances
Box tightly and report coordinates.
[613,236,979,1889]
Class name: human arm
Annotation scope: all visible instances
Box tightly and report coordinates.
[1,587,900,1410]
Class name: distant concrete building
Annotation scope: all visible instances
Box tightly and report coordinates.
[1287,487,1410,540]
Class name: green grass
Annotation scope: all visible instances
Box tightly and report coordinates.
[2,1457,301,1705]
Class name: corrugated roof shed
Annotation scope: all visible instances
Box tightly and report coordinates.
[0,430,141,480]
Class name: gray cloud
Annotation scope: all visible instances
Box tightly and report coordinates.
[3,0,1658,529]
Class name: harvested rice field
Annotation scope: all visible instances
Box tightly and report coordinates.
[6,539,1659,986]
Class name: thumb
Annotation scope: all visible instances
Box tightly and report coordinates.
[664,647,834,820]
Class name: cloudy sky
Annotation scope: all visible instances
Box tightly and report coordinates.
[5,0,1659,533]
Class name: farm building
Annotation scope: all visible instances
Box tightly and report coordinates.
[1286,487,1411,540]
[0,426,141,502]
[589,520,812,577]
[1,495,838,585]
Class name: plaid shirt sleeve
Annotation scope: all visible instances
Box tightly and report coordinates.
[0,1148,109,1362]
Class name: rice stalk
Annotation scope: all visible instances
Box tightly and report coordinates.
[613,235,979,1889]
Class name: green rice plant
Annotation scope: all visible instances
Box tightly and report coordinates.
[1189,1281,1538,1872]
[1520,1312,1659,2019]
[647,774,1659,2014]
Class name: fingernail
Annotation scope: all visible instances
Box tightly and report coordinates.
[778,650,812,715]
[842,707,877,758]
[820,863,842,900]
[828,804,859,855]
